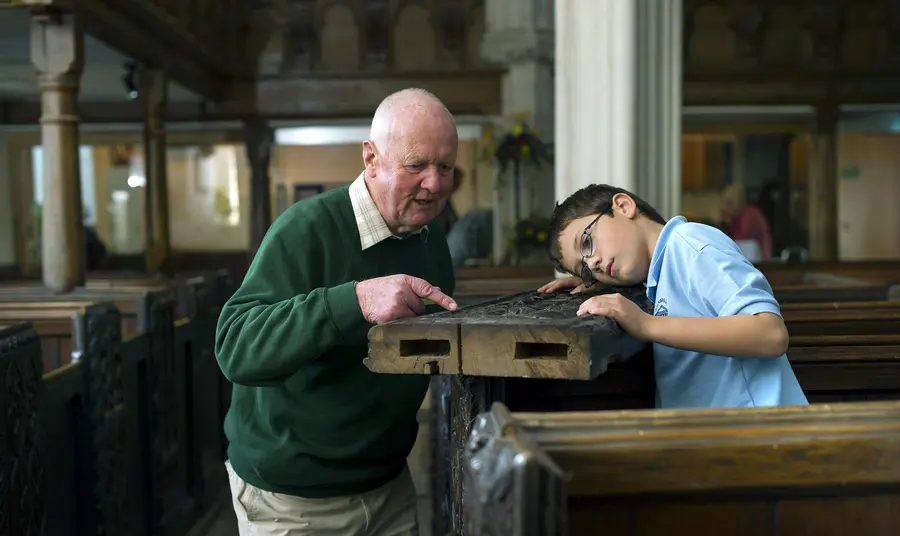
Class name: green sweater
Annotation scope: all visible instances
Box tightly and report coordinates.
[215,186,455,498]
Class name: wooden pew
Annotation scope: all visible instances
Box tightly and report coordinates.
[0,296,212,536]
[464,401,900,536]
[0,323,45,536]
[0,274,232,515]
[0,303,155,535]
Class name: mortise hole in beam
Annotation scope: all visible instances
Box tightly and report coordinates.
[514,342,568,360]
[399,339,451,358]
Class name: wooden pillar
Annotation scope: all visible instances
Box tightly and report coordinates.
[244,119,273,256]
[808,105,839,261]
[140,67,172,274]
[30,9,85,292]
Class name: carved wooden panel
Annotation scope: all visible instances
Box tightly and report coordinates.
[438,0,468,68]
[840,4,882,67]
[467,2,486,67]
[365,287,652,380]
[762,5,809,66]
[688,4,736,68]
[394,3,436,70]
[684,0,900,75]
[364,0,392,70]
[283,0,317,72]
[0,324,44,536]
[247,0,487,73]
[319,3,361,71]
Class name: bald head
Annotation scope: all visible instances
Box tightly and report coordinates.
[363,88,459,234]
[369,88,457,154]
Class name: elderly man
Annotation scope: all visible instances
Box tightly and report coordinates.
[215,88,459,535]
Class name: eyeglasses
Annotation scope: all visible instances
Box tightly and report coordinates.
[579,211,607,287]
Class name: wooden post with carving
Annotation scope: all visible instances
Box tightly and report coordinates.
[140,67,172,274]
[244,119,273,257]
[30,8,86,293]
[809,104,839,261]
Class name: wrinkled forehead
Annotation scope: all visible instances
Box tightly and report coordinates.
[391,107,456,151]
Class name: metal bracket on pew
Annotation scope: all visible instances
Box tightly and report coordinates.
[463,402,567,536]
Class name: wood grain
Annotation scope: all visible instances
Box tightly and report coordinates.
[365,287,652,379]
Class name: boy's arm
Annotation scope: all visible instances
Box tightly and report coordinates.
[643,311,788,358]
[644,245,788,357]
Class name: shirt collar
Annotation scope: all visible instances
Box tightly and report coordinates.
[348,173,429,251]
[646,216,686,288]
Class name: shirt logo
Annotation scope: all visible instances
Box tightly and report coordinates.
[654,297,669,317]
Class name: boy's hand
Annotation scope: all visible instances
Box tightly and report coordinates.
[538,276,587,294]
[576,293,653,339]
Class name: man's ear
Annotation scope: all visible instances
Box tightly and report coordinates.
[362,140,377,171]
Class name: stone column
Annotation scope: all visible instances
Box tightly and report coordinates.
[140,67,172,274]
[30,9,85,292]
[555,0,682,219]
[244,119,273,257]
[808,105,839,261]
[481,0,555,264]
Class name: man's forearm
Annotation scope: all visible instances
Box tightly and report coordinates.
[642,312,789,358]
[215,282,365,386]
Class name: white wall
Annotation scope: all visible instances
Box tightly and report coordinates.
[837,133,900,260]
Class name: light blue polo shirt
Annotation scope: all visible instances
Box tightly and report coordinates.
[645,216,808,409]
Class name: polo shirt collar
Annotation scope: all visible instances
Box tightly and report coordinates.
[646,216,687,288]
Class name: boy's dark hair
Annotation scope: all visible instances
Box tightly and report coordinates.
[547,184,667,273]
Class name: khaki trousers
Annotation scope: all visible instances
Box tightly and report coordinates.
[225,461,419,536]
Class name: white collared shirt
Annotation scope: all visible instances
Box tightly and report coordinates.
[348,173,429,250]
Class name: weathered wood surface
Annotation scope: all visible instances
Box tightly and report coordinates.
[366,287,652,380]
[0,323,45,536]
[465,401,900,536]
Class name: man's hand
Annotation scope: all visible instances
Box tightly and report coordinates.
[576,293,653,340]
[355,275,458,324]
[538,276,587,294]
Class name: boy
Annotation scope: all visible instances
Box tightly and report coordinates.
[538,184,808,409]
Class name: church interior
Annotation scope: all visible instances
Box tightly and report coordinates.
[3,1,900,535]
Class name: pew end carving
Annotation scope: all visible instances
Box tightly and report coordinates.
[463,402,567,536]
[0,323,45,536]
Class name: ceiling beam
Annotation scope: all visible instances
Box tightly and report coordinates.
[60,0,229,101]
[2,70,900,126]
[0,69,506,125]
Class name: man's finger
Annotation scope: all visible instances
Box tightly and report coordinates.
[406,276,458,311]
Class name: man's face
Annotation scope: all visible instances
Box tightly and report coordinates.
[363,115,458,234]
[556,195,651,287]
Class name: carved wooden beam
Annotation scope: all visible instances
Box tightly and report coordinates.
[364,288,652,380]
[221,69,505,117]
[0,69,503,125]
